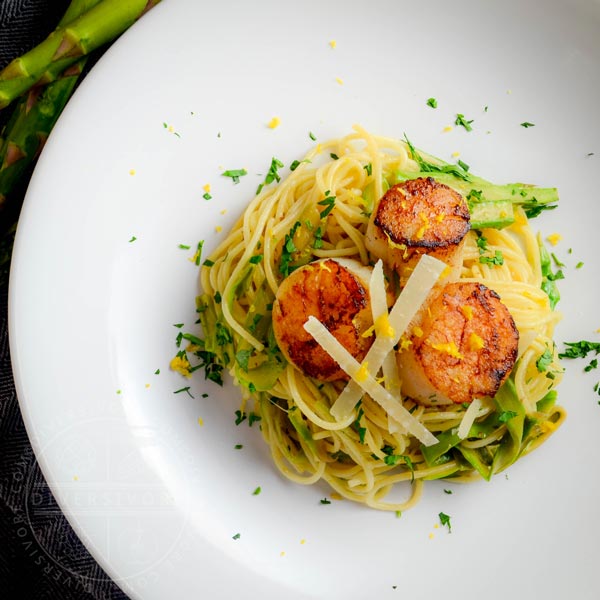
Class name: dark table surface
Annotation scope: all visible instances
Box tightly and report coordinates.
[1,1,129,597]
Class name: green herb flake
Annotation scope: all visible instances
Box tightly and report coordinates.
[203,259,215,267]
[559,341,600,360]
[128,236,137,243]
[330,153,339,160]
[439,512,452,532]
[443,489,453,495]
[234,444,243,449]
[576,261,584,269]
[195,240,204,266]
[235,410,247,425]
[154,369,160,375]
[203,192,212,200]
[320,497,332,505]
[457,159,470,172]
[252,486,262,496]
[363,162,373,176]
[584,359,598,372]
[221,168,248,184]
[455,113,474,132]
[318,191,336,218]
[249,254,263,264]
[520,122,535,128]
[426,97,438,108]
[479,250,504,266]
[309,131,317,141]
[174,386,194,398]
[536,348,554,372]
[232,533,241,540]
[178,243,191,250]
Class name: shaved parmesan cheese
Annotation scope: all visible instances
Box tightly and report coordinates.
[303,316,438,447]
[331,254,446,420]
[457,397,483,439]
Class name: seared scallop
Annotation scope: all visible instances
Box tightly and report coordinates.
[397,281,519,405]
[272,258,374,382]
[365,177,470,285]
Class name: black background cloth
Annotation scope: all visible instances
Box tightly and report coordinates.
[1,1,129,597]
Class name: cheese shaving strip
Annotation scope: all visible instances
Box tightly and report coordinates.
[330,254,447,422]
[304,316,438,447]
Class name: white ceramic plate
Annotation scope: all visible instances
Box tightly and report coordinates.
[9,0,600,598]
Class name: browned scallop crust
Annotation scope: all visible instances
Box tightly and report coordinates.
[272,259,373,381]
[374,177,471,249]
[411,282,519,404]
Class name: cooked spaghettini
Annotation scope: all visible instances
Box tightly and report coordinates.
[179,125,565,512]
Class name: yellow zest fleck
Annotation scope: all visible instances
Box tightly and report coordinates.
[300,539,306,545]
[440,265,452,279]
[355,361,370,383]
[198,417,204,426]
[220,209,227,215]
[430,341,463,359]
[129,169,136,176]
[319,260,332,272]
[399,336,413,352]
[73,475,79,481]
[335,77,344,85]
[413,326,423,338]
[189,249,201,264]
[215,225,223,233]
[203,183,211,193]
[435,213,446,223]
[280,551,286,557]
[429,532,435,540]
[186,342,200,352]
[546,233,562,246]
[329,40,337,49]
[460,305,474,320]
[416,212,430,239]
[540,420,557,434]
[267,116,281,129]
[443,126,453,133]
[451,151,460,158]
[375,313,395,338]
[400,200,407,210]
[330,492,343,501]
[170,354,192,378]
[145,383,150,389]
[468,332,485,351]
[595,328,600,334]
[514,210,528,226]
[316,143,323,154]
[168,125,174,133]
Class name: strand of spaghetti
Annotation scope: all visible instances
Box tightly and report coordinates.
[303,316,438,446]
[331,254,446,421]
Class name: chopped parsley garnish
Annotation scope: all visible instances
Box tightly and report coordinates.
[235,410,247,425]
[479,250,504,266]
[174,386,194,398]
[455,113,474,132]
[252,486,262,496]
[520,122,535,128]
[364,163,372,176]
[290,158,311,171]
[584,359,598,372]
[318,191,336,218]
[195,240,204,266]
[309,131,317,141]
[248,412,262,427]
[221,168,247,183]
[279,221,302,277]
[457,159,470,172]
[203,192,212,200]
[576,261,584,269]
[203,259,215,267]
[522,197,557,219]
[353,406,367,444]
[330,153,339,160]
[536,348,554,372]
[426,97,438,108]
[128,236,137,243]
[559,341,600,360]
[249,254,263,264]
[320,497,332,505]
[182,332,205,346]
[178,244,191,250]
[256,157,284,195]
[439,512,452,532]
[443,489,453,495]
[232,533,241,540]
[234,444,243,449]
[467,189,483,202]
[313,225,324,249]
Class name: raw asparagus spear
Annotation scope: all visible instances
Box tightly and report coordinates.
[0,0,162,109]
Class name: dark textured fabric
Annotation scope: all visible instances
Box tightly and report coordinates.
[1,1,129,597]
